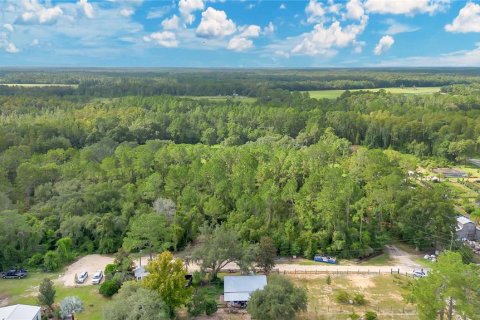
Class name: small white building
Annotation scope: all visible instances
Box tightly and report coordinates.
[456,216,477,241]
[0,304,41,320]
[134,266,149,280]
[224,275,267,304]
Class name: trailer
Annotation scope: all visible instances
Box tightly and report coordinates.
[313,255,337,264]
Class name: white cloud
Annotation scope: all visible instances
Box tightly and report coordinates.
[162,15,180,30]
[373,35,394,55]
[306,0,325,24]
[292,16,368,56]
[345,0,365,20]
[196,7,236,38]
[445,2,480,33]
[239,25,261,38]
[365,0,449,15]
[3,24,14,32]
[16,1,64,25]
[353,41,365,53]
[146,6,171,20]
[280,3,286,10]
[227,37,253,51]
[383,19,419,34]
[263,22,275,35]
[120,8,134,17]
[31,38,39,46]
[5,42,20,53]
[179,0,204,25]
[78,0,94,19]
[144,31,178,48]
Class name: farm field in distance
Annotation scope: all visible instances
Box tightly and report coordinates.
[0,83,79,88]
[308,86,442,99]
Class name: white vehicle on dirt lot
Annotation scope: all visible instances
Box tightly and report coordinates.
[91,270,103,284]
[76,271,88,284]
[413,270,427,278]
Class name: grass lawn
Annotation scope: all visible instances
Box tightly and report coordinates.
[0,83,79,88]
[0,271,109,320]
[181,95,256,104]
[308,87,441,99]
[290,274,416,320]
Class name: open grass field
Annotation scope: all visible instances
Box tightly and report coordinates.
[290,274,416,320]
[308,87,442,99]
[0,83,79,88]
[0,271,108,320]
[182,95,256,104]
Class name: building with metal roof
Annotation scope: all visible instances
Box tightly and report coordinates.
[0,304,41,320]
[224,275,267,303]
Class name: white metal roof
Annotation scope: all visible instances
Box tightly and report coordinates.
[0,304,40,320]
[224,275,267,302]
[457,216,473,225]
[134,266,149,278]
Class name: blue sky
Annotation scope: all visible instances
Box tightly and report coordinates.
[0,0,480,67]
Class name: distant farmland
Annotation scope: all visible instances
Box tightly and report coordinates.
[0,83,79,88]
[308,87,442,99]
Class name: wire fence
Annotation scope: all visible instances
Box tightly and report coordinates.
[307,305,417,317]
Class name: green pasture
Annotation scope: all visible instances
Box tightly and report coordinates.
[308,87,442,99]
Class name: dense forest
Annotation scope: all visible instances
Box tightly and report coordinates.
[0,69,479,271]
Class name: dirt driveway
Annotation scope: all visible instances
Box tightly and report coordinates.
[59,254,114,287]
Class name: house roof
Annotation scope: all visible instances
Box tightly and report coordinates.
[457,216,474,225]
[224,275,267,302]
[0,304,40,320]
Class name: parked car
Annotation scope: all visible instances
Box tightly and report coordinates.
[91,270,103,284]
[1,268,28,279]
[313,255,337,264]
[413,270,427,278]
[76,271,88,284]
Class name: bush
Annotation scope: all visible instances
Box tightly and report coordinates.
[99,279,121,297]
[187,293,204,317]
[43,251,61,272]
[353,293,366,305]
[335,290,350,304]
[28,253,44,268]
[364,311,378,320]
[349,312,360,320]
[205,299,217,315]
[326,275,331,285]
[104,263,118,280]
[192,271,206,286]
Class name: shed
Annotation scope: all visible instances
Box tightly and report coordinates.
[134,266,149,280]
[224,275,267,303]
[0,304,41,320]
[456,216,477,241]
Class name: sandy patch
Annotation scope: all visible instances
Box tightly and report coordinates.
[0,295,9,307]
[347,274,375,289]
[59,254,114,287]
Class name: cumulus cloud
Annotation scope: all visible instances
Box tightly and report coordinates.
[373,35,394,55]
[306,0,325,24]
[365,0,449,15]
[15,1,64,25]
[179,0,204,25]
[5,42,20,53]
[292,16,368,56]
[227,25,261,52]
[146,6,171,20]
[263,22,275,35]
[196,7,236,38]
[3,24,14,32]
[345,0,365,20]
[280,3,286,10]
[162,15,180,30]
[79,0,94,18]
[120,8,134,17]
[144,31,178,48]
[445,2,480,33]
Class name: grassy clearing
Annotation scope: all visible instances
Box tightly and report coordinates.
[0,271,108,320]
[181,95,256,104]
[0,83,79,88]
[290,274,416,320]
[308,87,442,99]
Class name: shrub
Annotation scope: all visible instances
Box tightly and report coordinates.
[43,251,61,272]
[99,279,121,297]
[335,290,350,304]
[204,299,217,315]
[353,293,366,305]
[104,263,118,280]
[28,253,44,268]
[326,275,332,285]
[192,271,206,286]
[187,293,204,316]
[349,312,360,320]
[364,311,378,320]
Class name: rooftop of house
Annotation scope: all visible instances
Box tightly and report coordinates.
[0,304,40,320]
[224,275,267,302]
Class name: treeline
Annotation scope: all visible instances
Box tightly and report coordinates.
[2,68,480,97]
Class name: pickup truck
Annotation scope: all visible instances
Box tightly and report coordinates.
[1,268,28,279]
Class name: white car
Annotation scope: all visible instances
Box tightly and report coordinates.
[91,270,103,284]
[76,271,88,284]
[413,270,427,278]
